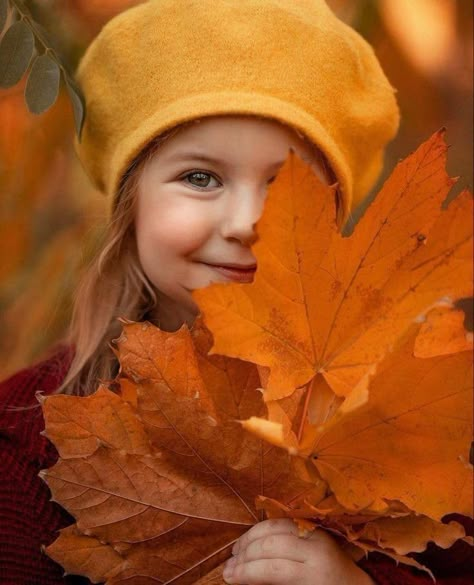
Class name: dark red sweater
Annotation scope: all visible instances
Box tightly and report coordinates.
[0,348,472,584]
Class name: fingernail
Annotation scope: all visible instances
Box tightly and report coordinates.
[223,556,237,582]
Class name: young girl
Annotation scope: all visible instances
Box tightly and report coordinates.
[0,1,471,584]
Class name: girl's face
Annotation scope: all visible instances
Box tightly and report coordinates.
[135,115,329,330]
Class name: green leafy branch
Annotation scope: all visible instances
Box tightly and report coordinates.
[0,0,85,138]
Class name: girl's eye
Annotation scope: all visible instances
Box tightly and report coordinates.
[182,171,220,190]
[180,172,277,190]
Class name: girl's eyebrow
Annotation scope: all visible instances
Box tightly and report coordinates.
[167,151,286,169]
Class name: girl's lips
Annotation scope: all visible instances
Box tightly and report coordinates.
[206,264,256,283]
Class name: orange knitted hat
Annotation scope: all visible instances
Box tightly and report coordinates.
[74,0,400,225]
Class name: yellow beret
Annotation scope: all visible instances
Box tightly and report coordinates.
[74,0,400,224]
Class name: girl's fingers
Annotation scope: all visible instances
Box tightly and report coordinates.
[232,518,321,556]
[224,557,305,585]
[236,531,318,564]
[232,519,298,555]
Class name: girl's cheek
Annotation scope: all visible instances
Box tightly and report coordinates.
[138,199,215,255]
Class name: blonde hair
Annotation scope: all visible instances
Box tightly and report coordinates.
[58,116,336,396]
[57,124,188,395]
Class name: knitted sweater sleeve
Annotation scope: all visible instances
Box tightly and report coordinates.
[0,348,90,585]
[0,349,472,585]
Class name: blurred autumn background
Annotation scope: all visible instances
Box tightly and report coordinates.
[0,0,472,380]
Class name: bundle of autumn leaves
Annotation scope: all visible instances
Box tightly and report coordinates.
[39,129,473,584]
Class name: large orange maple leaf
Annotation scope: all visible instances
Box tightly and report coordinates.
[194,129,472,400]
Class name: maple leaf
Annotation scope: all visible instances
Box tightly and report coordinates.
[194,129,472,401]
[244,322,473,520]
[41,320,327,584]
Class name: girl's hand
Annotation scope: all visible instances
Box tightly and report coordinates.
[223,518,375,585]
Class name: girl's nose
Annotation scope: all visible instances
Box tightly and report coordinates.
[219,187,265,245]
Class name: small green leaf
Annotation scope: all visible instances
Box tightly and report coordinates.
[0,20,35,88]
[0,0,8,34]
[25,53,60,114]
[65,74,85,140]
